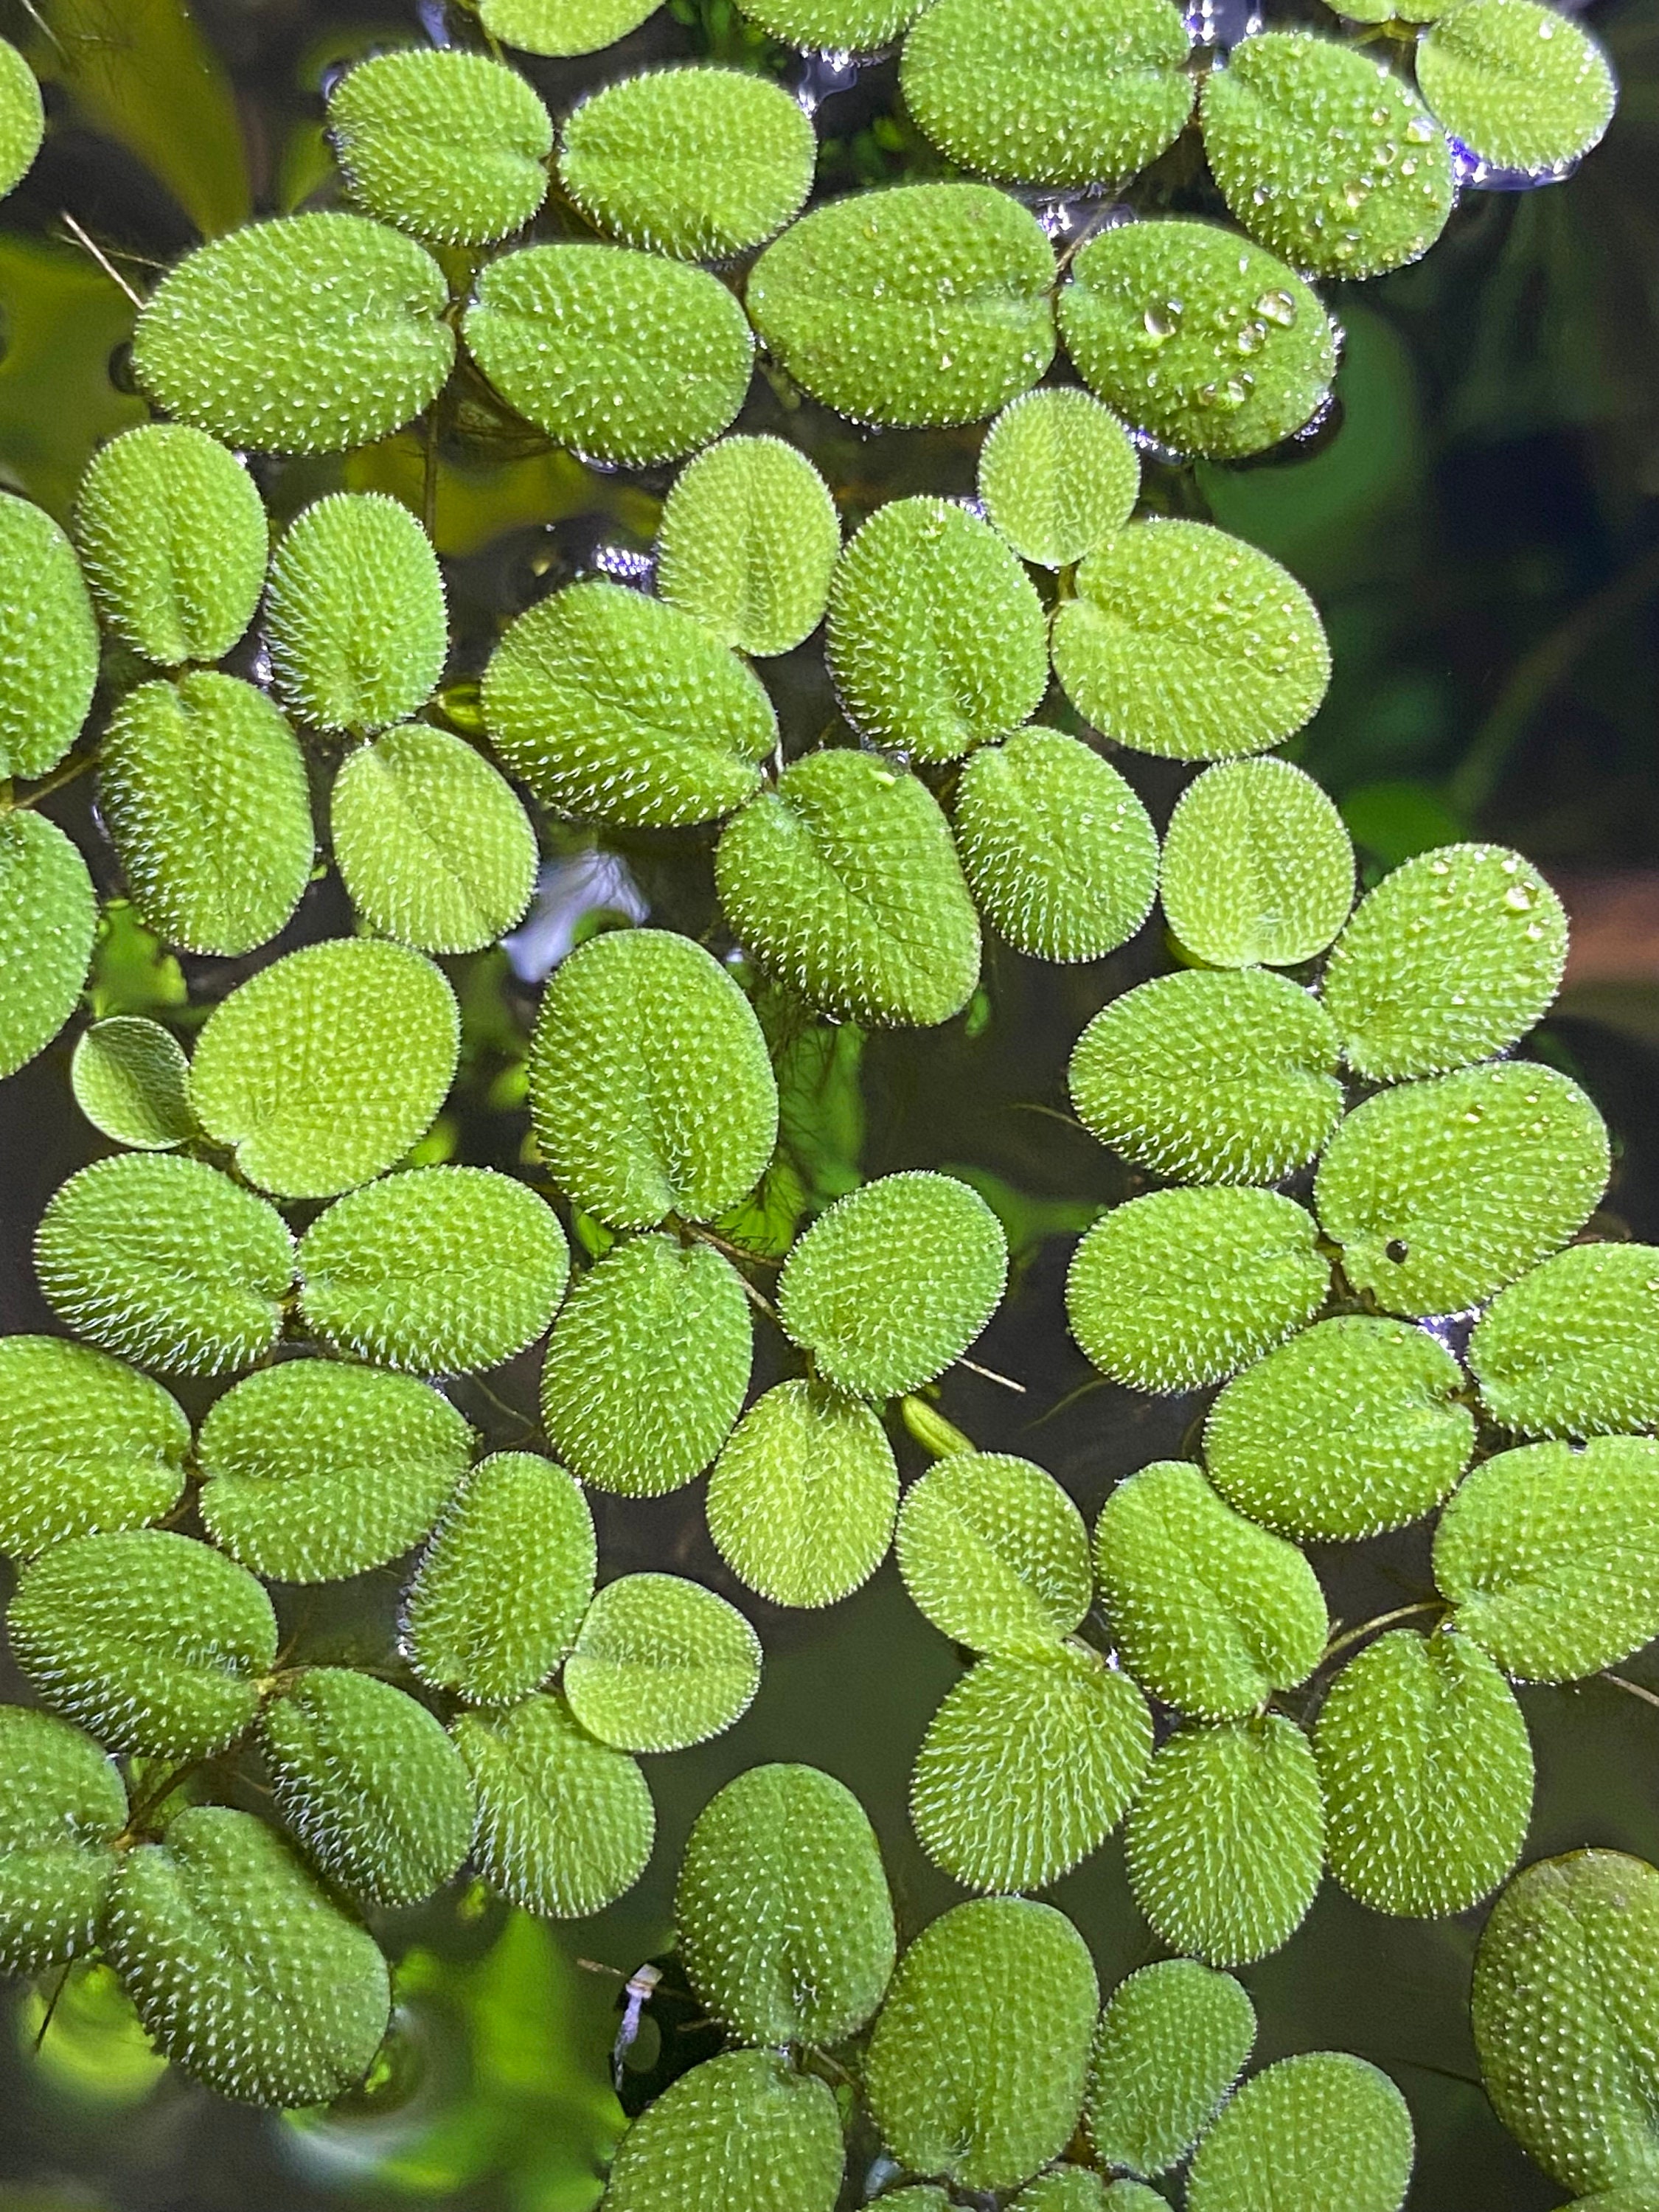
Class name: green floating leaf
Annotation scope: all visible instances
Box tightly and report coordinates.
[480,0,659,55]
[298,1165,569,1374]
[563,1572,761,1753]
[529,927,777,1231]
[870,2194,953,2211]
[735,0,919,45]
[70,1016,194,1150]
[896,1449,1092,1654]
[560,66,815,259]
[1160,756,1355,969]
[978,387,1141,569]
[265,492,448,736]
[1095,1460,1327,1720]
[714,747,982,1026]
[1087,1958,1256,2179]
[188,936,460,1199]
[264,1668,473,1907]
[864,1896,1099,2193]
[1069,968,1343,1185]
[198,1359,473,1583]
[1125,1716,1325,1966]
[1314,1062,1610,1317]
[35,1152,294,1378]
[1202,33,1455,279]
[105,1804,390,2107]
[1101,2186,1170,2212]
[540,1234,751,1495]
[655,435,840,658]
[746,182,1056,430]
[911,1642,1152,1891]
[7,1528,277,1759]
[74,423,268,667]
[779,1170,1008,1399]
[0,1335,188,1559]
[1416,0,1616,175]
[1059,220,1339,460]
[406,1451,597,1705]
[1185,2051,1415,2212]
[1009,2171,1111,2212]
[954,726,1160,964]
[1320,842,1568,1082]
[599,2049,844,2212]
[0,493,98,781]
[1204,1315,1474,1541]
[0,37,43,198]
[706,1380,898,1609]
[826,495,1048,763]
[0,813,95,1081]
[484,579,776,827]
[902,0,1190,185]
[1470,1242,1659,1438]
[132,212,455,456]
[676,1762,896,2047]
[1315,1628,1532,1917]
[1472,1849,1659,2199]
[0,1706,125,1975]
[99,671,313,956]
[329,46,552,246]
[455,1691,654,1918]
[1433,1436,1659,1683]
[465,243,754,466]
[1051,520,1330,759]
[1067,1187,1329,1395]
[330,722,538,954]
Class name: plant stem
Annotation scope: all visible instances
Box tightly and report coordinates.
[2,751,97,815]
[1318,1599,1442,1669]
[57,210,145,307]
[954,1353,1026,1394]
[1603,1669,1659,1713]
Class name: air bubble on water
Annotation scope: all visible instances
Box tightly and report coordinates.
[793,47,862,114]
[1184,0,1263,52]
[504,852,650,984]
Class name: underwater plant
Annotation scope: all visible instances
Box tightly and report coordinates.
[0,0,1649,2205]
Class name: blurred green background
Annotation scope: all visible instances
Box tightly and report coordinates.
[0,1,1656,2205]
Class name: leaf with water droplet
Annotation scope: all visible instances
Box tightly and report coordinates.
[1160,756,1355,968]
[1185,2051,1415,2212]
[747,182,1056,429]
[978,387,1141,569]
[1204,1315,1474,1540]
[1059,218,1338,460]
[74,424,267,667]
[828,495,1048,763]
[70,1018,194,1150]
[1470,1242,1659,1439]
[676,1762,896,2046]
[1126,1715,1326,1965]
[484,579,776,827]
[911,1641,1152,1891]
[406,1451,597,1706]
[563,1572,761,1752]
[715,748,982,1026]
[465,243,754,465]
[1315,1628,1533,1916]
[1314,1062,1610,1316]
[35,1152,294,1378]
[1434,1436,1659,1683]
[1068,1186,1329,1394]
[655,434,841,657]
[1203,32,1455,279]
[454,1691,654,1917]
[1416,0,1616,176]
[706,1380,898,1608]
[902,0,1190,187]
[7,1528,277,1759]
[132,212,454,456]
[0,1706,126,1975]
[864,1896,1099,2192]
[329,46,552,246]
[560,66,815,259]
[1051,520,1329,759]
[1087,1958,1256,2179]
[540,1234,752,1495]
[1070,967,1344,1185]
[1472,1848,1659,2198]
[198,1359,473,1582]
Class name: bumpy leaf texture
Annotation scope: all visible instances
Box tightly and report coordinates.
[328,46,552,246]
[0,1706,126,1974]
[563,1572,762,1751]
[454,1691,654,1917]
[481,0,660,55]
[706,1380,898,1608]
[0,493,98,782]
[0,1336,188,1558]
[599,2049,844,2212]
[70,1017,194,1150]
[0,38,43,198]
[896,1448,1093,1653]
[1416,0,1616,175]
[1087,1958,1257,2178]
[978,387,1141,568]
[0,814,95,1080]
[1159,755,1354,967]
[1470,1242,1659,1437]
[1184,2051,1415,2212]
[265,491,448,736]
[655,434,841,656]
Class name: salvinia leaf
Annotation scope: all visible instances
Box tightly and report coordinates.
[562,1573,762,1753]
[0,1705,128,1975]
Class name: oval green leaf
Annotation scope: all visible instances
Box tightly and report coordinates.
[265,491,447,736]
[563,1572,762,1753]
[329,46,552,246]
[1185,2051,1415,2212]
[0,492,98,780]
[455,1689,654,1916]
[896,1448,1092,1654]
[1470,1242,1659,1439]
[706,1379,899,1609]
[0,813,95,1081]
[0,1705,127,1975]
[70,1016,194,1150]
[655,434,840,658]
[0,1336,189,1559]
[1087,1958,1256,2179]
[978,387,1141,569]
[1160,756,1354,969]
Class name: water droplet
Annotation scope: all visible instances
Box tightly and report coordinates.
[1504,883,1535,911]
[1256,288,1298,327]
[1344,181,1371,209]
[1524,922,1545,941]
[1142,300,1182,341]
[1405,116,1436,143]
[1235,320,1267,355]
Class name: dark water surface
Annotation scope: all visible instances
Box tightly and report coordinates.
[1,1,1658,2205]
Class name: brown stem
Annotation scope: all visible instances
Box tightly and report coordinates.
[1603,1669,1659,1713]
[5,751,97,813]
